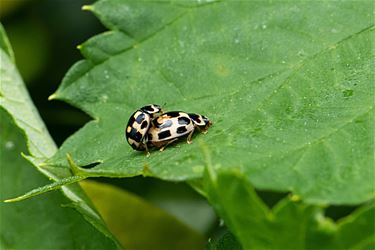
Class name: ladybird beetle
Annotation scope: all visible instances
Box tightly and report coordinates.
[125,104,162,152]
[147,111,212,151]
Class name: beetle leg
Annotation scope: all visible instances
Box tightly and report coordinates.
[144,143,150,157]
[160,138,178,152]
[141,137,150,157]
[195,125,209,134]
[187,127,195,144]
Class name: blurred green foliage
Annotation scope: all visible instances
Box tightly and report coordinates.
[1,0,102,144]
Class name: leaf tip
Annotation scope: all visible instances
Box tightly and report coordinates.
[66,153,81,174]
[3,196,24,203]
[290,194,302,202]
[48,93,58,101]
[82,5,94,11]
[76,44,83,50]
[142,164,153,176]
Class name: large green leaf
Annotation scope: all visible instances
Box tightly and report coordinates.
[0,108,118,249]
[48,0,374,204]
[0,23,121,248]
[204,167,375,249]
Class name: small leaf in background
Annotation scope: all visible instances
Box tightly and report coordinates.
[0,108,118,249]
[81,180,206,250]
[49,0,374,205]
[106,177,217,234]
[204,167,375,249]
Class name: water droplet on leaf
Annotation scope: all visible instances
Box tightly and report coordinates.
[5,141,14,150]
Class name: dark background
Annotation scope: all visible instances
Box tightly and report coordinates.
[2,0,100,145]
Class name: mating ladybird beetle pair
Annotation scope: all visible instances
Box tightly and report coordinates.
[125,104,212,155]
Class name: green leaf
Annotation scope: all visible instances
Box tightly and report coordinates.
[3,174,86,203]
[206,231,242,250]
[0,39,56,160]
[0,24,14,62]
[49,0,374,204]
[0,108,118,249]
[81,180,205,250]
[204,168,375,250]
[0,23,121,248]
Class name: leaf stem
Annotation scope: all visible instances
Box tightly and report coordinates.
[3,175,86,203]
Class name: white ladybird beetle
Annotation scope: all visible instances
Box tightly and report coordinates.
[125,104,162,152]
[147,111,212,151]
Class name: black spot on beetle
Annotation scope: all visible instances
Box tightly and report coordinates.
[178,116,191,125]
[141,120,148,129]
[188,113,201,124]
[135,132,143,141]
[188,113,199,120]
[128,128,137,138]
[141,104,161,115]
[141,105,154,113]
[177,126,188,134]
[165,111,181,117]
[159,119,173,129]
[129,127,143,141]
[127,115,135,127]
[135,113,146,124]
[158,130,171,140]
[130,142,138,150]
[132,142,145,151]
